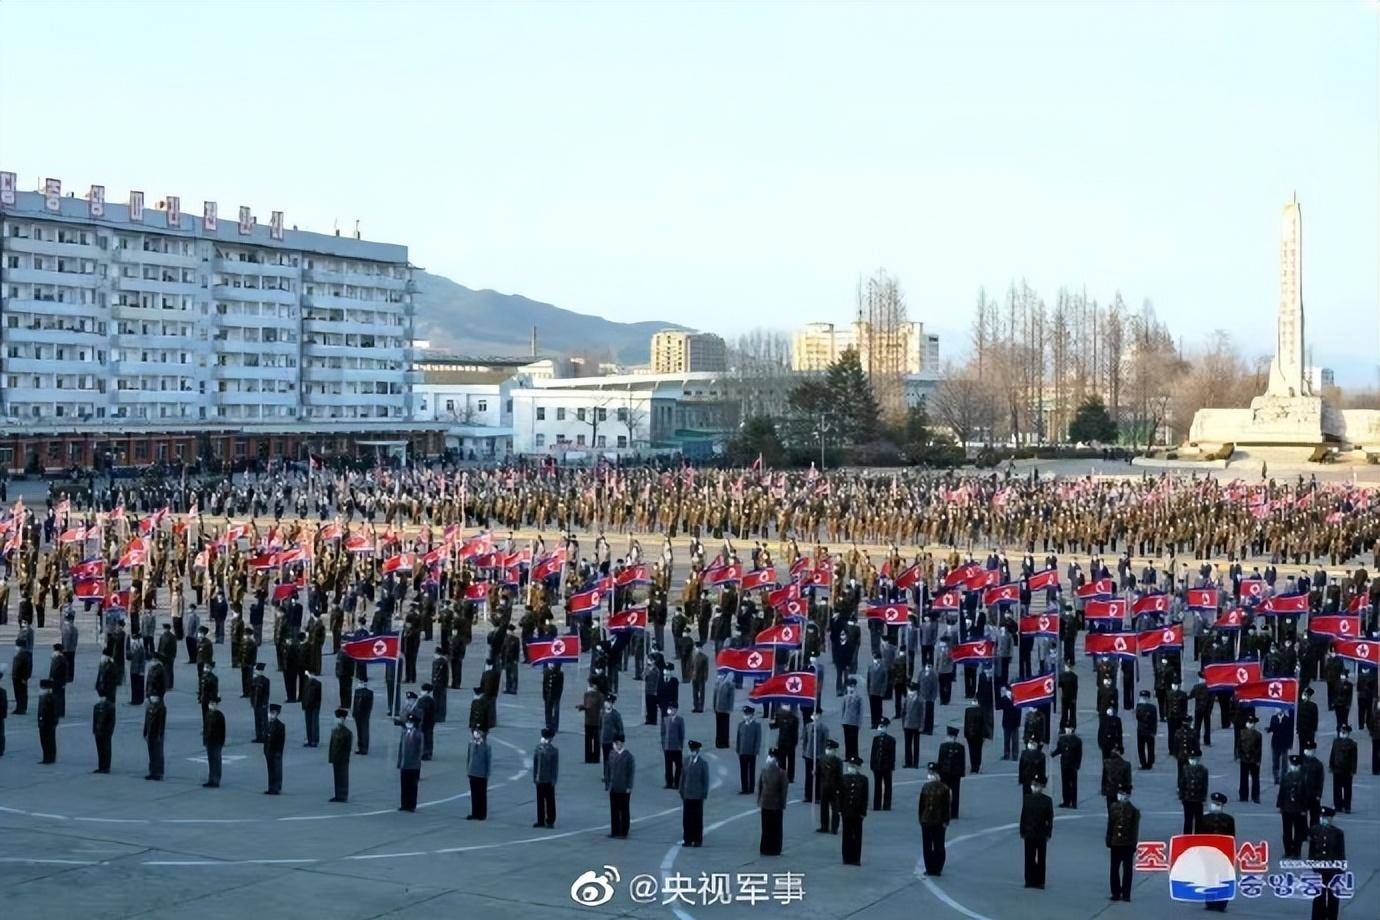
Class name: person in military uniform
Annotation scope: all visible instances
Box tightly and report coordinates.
[335,645,355,710]
[816,738,843,834]
[661,704,686,788]
[963,698,986,773]
[838,754,869,866]
[263,703,286,794]
[1134,689,1158,769]
[1328,724,1356,813]
[937,725,966,818]
[1238,712,1262,803]
[36,678,57,764]
[869,717,896,810]
[431,649,450,724]
[1054,724,1082,807]
[735,706,761,794]
[353,674,374,755]
[1299,738,1325,826]
[202,695,225,788]
[1198,792,1235,912]
[397,713,423,812]
[468,685,492,735]
[771,704,799,783]
[144,692,166,780]
[1297,685,1319,749]
[679,739,709,846]
[10,638,31,715]
[1101,744,1131,810]
[533,727,559,828]
[1020,773,1054,889]
[802,717,828,804]
[1307,806,1345,920]
[712,672,735,749]
[91,692,116,774]
[1018,739,1046,797]
[841,678,863,759]
[1276,754,1309,858]
[250,662,271,744]
[466,729,491,820]
[328,707,352,802]
[1105,782,1140,902]
[757,748,787,855]
[606,734,635,838]
[918,761,951,876]
[541,661,562,734]
[1179,748,1208,833]
[575,680,604,763]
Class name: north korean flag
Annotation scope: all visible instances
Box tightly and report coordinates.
[865,602,909,626]
[742,567,777,591]
[1238,579,1267,604]
[527,635,581,666]
[788,556,813,580]
[965,568,1001,593]
[607,606,648,633]
[1261,592,1308,615]
[272,582,299,603]
[1346,594,1370,614]
[756,623,803,648]
[318,522,343,542]
[1025,569,1060,593]
[74,580,104,599]
[274,546,308,567]
[1084,598,1129,621]
[748,671,816,706]
[531,552,564,582]
[930,590,962,612]
[1020,613,1061,639]
[716,647,774,677]
[58,526,88,545]
[614,564,650,587]
[1076,579,1115,600]
[767,583,800,609]
[501,565,522,587]
[1137,623,1183,655]
[1186,588,1219,610]
[1215,608,1245,629]
[982,582,1021,607]
[344,534,374,554]
[463,582,490,604]
[381,552,415,574]
[115,548,146,570]
[1332,638,1380,666]
[705,564,742,586]
[1203,661,1261,692]
[342,632,400,663]
[775,597,809,623]
[69,558,105,580]
[1084,632,1138,660]
[943,563,981,588]
[1309,615,1361,640]
[103,589,132,611]
[458,534,493,559]
[1011,673,1055,708]
[803,565,833,589]
[1132,592,1170,616]
[1234,677,1298,710]
[894,563,922,591]
[567,586,604,615]
[951,639,995,663]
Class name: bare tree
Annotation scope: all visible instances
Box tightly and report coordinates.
[932,360,997,448]
[727,328,797,419]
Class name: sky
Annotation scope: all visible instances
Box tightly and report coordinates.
[1,1,1376,386]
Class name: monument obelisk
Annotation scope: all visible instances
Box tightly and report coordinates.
[1266,194,1308,398]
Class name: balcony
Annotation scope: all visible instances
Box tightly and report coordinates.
[215,257,300,279]
[115,274,201,296]
[303,267,408,290]
[4,327,107,348]
[3,236,95,259]
[301,365,396,384]
[114,332,192,350]
[303,341,405,362]
[213,389,298,406]
[211,284,296,306]
[301,291,403,311]
[214,337,298,356]
[3,357,100,375]
[112,303,194,322]
[111,387,199,404]
[112,246,201,268]
[4,267,99,288]
[302,318,407,338]
[110,360,193,377]
[302,391,405,407]
[211,363,294,381]
[4,298,105,320]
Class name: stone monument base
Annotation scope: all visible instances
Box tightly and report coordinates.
[1187,394,1342,448]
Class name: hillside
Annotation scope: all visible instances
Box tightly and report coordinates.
[411,271,686,364]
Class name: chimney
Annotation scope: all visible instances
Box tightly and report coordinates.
[530,324,538,358]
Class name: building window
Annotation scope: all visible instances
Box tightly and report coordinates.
[597,408,607,422]
[596,435,606,448]
[576,408,586,422]
[576,434,586,446]
[534,434,545,448]
[616,407,627,422]
[556,407,566,421]
[536,407,546,421]
[445,399,454,411]
[617,435,627,448]
[477,400,487,413]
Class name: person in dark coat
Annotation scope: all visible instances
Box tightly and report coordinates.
[1238,712,1262,803]
[838,755,869,865]
[869,717,896,811]
[415,684,437,760]
[397,714,423,811]
[143,692,166,780]
[541,661,563,734]
[11,638,32,714]
[1276,754,1309,858]
[679,740,710,846]
[936,725,966,818]
[301,673,323,748]
[735,706,762,794]
[771,705,800,783]
[963,699,986,773]
[263,703,286,794]
[202,695,225,787]
[1307,807,1346,920]
[533,727,559,827]
[36,679,58,764]
[466,729,492,820]
[1053,724,1083,807]
[606,735,635,838]
[250,662,271,743]
[1101,745,1132,810]
[757,748,787,855]
[1105,783,1140,902]
[712,672,735,748]
[1328,724,1357,812]
[918,762,951,876]
[1020,774,1055,888]
[1178,749,1208,834]
[352,674,374,755]
[91,693,116,773]
[328,708,352,802]
[1198,792,1235,912]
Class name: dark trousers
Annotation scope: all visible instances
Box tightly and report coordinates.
[338,677,352,709]
[1182,800,1203,834]
[682,799,704,845]
[146,738,163,778]
[760,808,783,855]
[843,724,859,760]
[1281,812,1307,857]
[584,725,600,763]
[1024,838,1047,887]
[1109,844,1134,899]
[266,754,282,793]
[819,791,840,832]
[469,776,487,819]
[206,745,221,784]
[967,738,982,772]
[536,782,556,826]
[1195,709,1211,746]
[923,701,935,734]
[872,770,892,810]
[691,682,705,712]
[11,677,25,714]
[664,750,682,787]
[1061,703,1076,730]
[1311,869,1341,920]
[715,712,729,748]
[305,708,320,747]
[95,735,112,771]
[609,791,631,836]
[939,674,953,704]
[1239,762,1260,802]
[333,762,348,800]
[1137,735,1154,769]
[39,725,56,763]
[804,758,816,802]
[644,696,658,725]
[841,815,863,864]
[1061,769,1078,806]
[543,697,558,733]
[739,755,756,793]
[130,673,144,706]
[400,767,420,810]
[868,695,883,728]
[943,775,961,818]
[241,667,252,698]
[921,823,946,874]
[355,716,370,755]
[1332,773,1352,811]
[904,729,920,767]
[783,750,795,783]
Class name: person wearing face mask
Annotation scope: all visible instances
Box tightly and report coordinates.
[1276,754,1309,858]
[661,704,686,789]
[840,678,863,760]
[1178,748,1208,834]
[91,691,116,774]
[1019,773,1054,889]
[532,727,559,828]
[201,694,225,788]
[263,703,285,794]
[1197,792,1235,912]
[1053,724,1083,808]
[917,761,951,876]
[397,714,423,812]
[466,729,491,820]
[679,740,709,846]
[606,734,635,838]
[838,754,869,866]
[757,747,787,856]
[416,684,437,761]
[1306,806,1346,920]
[1328,723,1356,813]
[352,674,374,756]
[1105,783,1139,902]
[735,706,761,794]
[328,707,352,802]
[1098,706,1123,760]
[936,725,966,819]
[1018,739,1046,798]
[1101,744,1131,811]
[599,695,624,784]
[869,717,896,811]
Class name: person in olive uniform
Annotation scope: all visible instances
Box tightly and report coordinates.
[1307,806,1346,920]
[1276,754,1309,858]
[533,727,559,827]
[36,679,58,764]
[816,739,843,834]
[91,692,116,773]
[1328,724,1356,813]
[1054,725,1083,807]
[143,693,166,780]
[757,748,787,855]
[1198,792,1235,912]
[202,695,226,787]
[1179,749,1209,834]
[328,707,352,802]
[838,754,869,865]
[869,717,896,811]
[1105,782,1140,902]
[918,762,951,876]
[936,725,967,818]
[1238,713,1262,803]
[1020,774,1055,889]
[679,739,709,846]
[263,703,286,794]
[576,680,604,764]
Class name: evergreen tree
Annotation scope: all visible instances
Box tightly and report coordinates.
[1067,396,1118,444]
[825,348,879,442]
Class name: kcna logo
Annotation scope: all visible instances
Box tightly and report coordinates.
[571,866,620,907]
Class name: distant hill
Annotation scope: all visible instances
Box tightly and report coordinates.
[411,270,686,364]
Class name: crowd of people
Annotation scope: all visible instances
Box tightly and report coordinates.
[1,462,1377,916]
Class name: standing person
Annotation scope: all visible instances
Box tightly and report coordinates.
[11,637,31,714]
[576,680,603,764]
[902,685,924,768]
[1267,707,1294,784]
[757,748,786,856]
[36,679,57,764]
[335,647,355,710]
[661,704,685,789]
[841,679,863,759]
[466,729,491,820]
[963,699,986,773]
[1179,749,1209,834]
[1054,725,1083,808]
[1306,807,1346,920]
[838,755,869,866]
[1105,783,1140,902]
[352,674,373,755]
[1276,754,1309,858]
[690,644,709,712]
[1020,774,1054,889]
[1238,713,1263,804]
[679,740,709,846]
[866,653,888,729]
[143,692,166,780]
[431,649,450,724]
[936,725,966,818]
[606,734,635,838]
[302,672,323,748]
[1134,690,1158,770]
[869,717,896,811]
[917,761,951,877]
[250,663,271,744]
[397,714,423,811]
[533,727,559,828]
[816,739,843,834]
[263,703,285,794]
[599,695,624,784]
[91,692,116,774]
[802,718,828,804]
[328,708,352,802]
[1198,793,1235,913]
[415,684,437,761]
[202,695,225,788]
[1328,724,1356,813]
[735,706,761,794]
[771,704,799,784]
[126,633,146,706]
[712,672,735,748]
[917,665,938,734]
[541,661,563,734]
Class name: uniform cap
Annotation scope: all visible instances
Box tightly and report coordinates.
[268,703,282,713]
[846,755,863,766]
[688,740,702,750]
[1319,806,1336,817]
[741,706,755,715]
[1210,792,1228,805]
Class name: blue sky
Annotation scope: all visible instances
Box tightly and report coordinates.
[1,1,1375,385]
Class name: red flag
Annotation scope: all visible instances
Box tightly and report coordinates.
[272,583,299,603]
[1025,569,1059,592]
[1309,615,1360,639]
[864,602,909,626]
[58,526,87,544]
[965,568,1000,593]
[742,567,777,591]
[715,647,773,677]
[607,606,647,633]
[274,546,307,567]
[381,552,415,574]
[248,552,277,570]
[788,557,812,580]
[1261,592,1308,614]
[1332,638,1380,666]
[463,582,490,604]
[803,565,834,589]
[527,634,581,666]
[74,580,104,599]
[1019,613,1061,638]
[1203,661,1261,691]
[1011,673,1055,708]
[775,597,809,622]
[1234,677,1298,710]
[1137,623,1183,655]
[982,583,1020,607]
[766,583,800,609]
[69,558,105,580]
[344,534,374,554]
[1346,594,1370,614]
[943,563,980,588]
[755,623,803,648]
[115,548,145,570]
[1186,588,1218,610]
[1132,593,1170,616]
[1215,607,1246,629]
[532,552,564,581]
[342,633,400,662]
[950,639,995,663]
[1084,632,1138,659]
[705,564,742,586]
[318,522,343,542]
[567,586,604,614]
[614,564,650,587]
[894,563,922,591]
[748,671,816,706]
[1084,598,1128,621]
[931,590,962,612]
[1238,579,1267,603]
[103,589,131,610]
[1076,579,1115,600]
